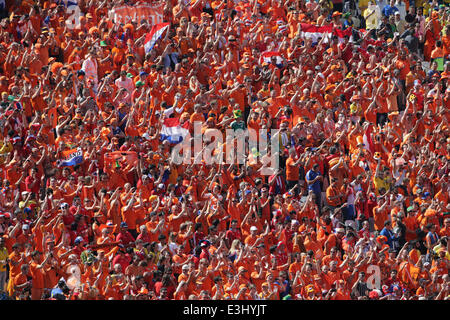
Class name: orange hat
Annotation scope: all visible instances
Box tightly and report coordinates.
[239,284,247,290]
[124,23,134,31]
[88,27,99,35]
[207,117,215,123]
[138,287,149,295]
[191,16,199,23]
[332,11,342,18]
[356,136,364,146]
[388,111,399,120]
[325,84,336,92]
[51,62,64,75]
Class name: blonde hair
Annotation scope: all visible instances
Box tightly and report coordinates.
[229,239,241,255]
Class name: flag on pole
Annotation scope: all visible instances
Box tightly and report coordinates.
[144,22,170,53]
[160,118,189,144]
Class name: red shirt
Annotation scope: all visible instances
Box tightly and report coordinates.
[25,175,40,194]
[116,231,135,246]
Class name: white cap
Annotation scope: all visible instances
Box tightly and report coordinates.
[22,224,29,230]
[250,226,258,231]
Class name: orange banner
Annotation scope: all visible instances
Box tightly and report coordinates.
[104,151,139,174]
[109,3,164,25]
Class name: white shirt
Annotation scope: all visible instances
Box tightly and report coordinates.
[81,57,98,84]
[115,77,135,94]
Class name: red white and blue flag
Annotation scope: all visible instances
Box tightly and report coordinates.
[59,148,83,167]
[144,22,170,53]
[160,118,189,144]
[299,24,352,43]
[363,124,375,155]
[259,51,284,65]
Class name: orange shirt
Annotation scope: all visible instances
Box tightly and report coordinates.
[286,156,299,181]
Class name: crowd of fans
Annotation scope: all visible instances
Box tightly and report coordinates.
[0,0,448,300]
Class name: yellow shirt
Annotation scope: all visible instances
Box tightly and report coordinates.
[364,6,381,30]
[359,0,369,10]
[374,176,391,195]
[0,247,8,272]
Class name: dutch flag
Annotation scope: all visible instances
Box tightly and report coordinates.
[298,23,352,43]
[144,22,170,54]
[363,124,375,156]
[259,51,284,66]
[160,118,189,144]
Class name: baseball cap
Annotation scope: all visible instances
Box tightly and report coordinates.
[74,236,83,244]
[250,226,258,232]
[120,222,128,228]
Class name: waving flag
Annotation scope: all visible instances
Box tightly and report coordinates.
[104,151,138,174]
[144,22,170,53]
[363,124,375,155]
[299,24,352,43]
[160,118,189,144]
[59,148,83,167]
[259,51,284,65]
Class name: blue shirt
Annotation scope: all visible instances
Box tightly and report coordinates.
[306,169,321,194]
[382,5,399,17]
[380,227,394,248]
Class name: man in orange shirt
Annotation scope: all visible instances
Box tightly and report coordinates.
[373,196,391,232]
[285,148,302,195]
[29,250,50,300]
